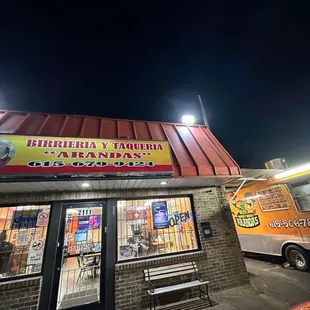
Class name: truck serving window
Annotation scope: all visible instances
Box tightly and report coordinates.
[291,180,310,212]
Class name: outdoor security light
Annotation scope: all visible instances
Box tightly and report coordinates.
[181,115,195,124]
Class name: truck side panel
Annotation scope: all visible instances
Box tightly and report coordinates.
[228,178,310,255]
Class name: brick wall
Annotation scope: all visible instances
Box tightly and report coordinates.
[0,186,248,310]
[0,277,41,310]
[114,187,248,310]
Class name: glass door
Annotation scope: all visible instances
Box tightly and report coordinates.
[55,201,106,310]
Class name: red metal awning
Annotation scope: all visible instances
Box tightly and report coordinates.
[0,110,240,178]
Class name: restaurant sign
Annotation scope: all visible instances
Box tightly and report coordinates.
[0,135,173,177]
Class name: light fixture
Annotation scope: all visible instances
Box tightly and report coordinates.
[160,181,167,185]
[274,162,310,180]
[181,115,195,124]
[81,182,90,188]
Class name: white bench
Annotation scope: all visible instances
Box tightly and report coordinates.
[144,261,212,310]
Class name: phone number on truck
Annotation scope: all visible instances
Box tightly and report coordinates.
[269,219,310,228]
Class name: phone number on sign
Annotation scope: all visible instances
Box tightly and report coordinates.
[269,219,310,228]
[27,160,155,168]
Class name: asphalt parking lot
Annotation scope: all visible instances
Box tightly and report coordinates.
[246,256,310,308]
[212,256,310,310]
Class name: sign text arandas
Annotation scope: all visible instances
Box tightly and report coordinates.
[0,135,173,177]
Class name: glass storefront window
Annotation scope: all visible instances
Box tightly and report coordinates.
[0,205,50,279]
[117,197,198,261]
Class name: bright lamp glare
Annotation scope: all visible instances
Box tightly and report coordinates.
[274,162,310,179]
[81,182,90,188]
[242,194,263,200]
[181,115,195,124]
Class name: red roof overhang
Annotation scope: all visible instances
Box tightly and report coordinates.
[0,110,241,178]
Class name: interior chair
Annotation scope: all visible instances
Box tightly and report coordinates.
[76,255,95,284]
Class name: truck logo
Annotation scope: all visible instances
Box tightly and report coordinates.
[231,192,260,229]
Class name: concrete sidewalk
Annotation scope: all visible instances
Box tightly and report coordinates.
[211,284,286,309]
[155,284,286,310]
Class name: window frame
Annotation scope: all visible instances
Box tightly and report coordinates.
[115,194,201,263]
[0,201,52,282]
[289,179,310,213]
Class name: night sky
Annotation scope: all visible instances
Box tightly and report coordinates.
[0,3,310,168]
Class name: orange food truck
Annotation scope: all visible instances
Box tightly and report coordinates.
[227,159,310,271]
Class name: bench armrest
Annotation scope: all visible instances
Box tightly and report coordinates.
[148,281,155,293]
[196,272,205,282]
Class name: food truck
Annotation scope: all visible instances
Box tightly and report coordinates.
[227,159,310,271]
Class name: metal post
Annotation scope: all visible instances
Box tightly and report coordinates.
[230,179,247,202]
[198,95,209,128]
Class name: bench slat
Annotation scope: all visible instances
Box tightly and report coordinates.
[147,280,209,295]
[144,264,197,278]
[145,268,195,281]
[144,262,196,274]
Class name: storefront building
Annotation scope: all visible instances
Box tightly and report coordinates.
[0,110,248,310]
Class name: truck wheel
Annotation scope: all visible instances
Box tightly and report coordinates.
[284,245,310,271]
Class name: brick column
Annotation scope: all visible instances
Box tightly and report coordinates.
[0,277,42,310]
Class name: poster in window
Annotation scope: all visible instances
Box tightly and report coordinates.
[89,215,100,230]
[74,230,88,242]
[95,244,101,252]
[11,209,39,229]
[152,201,169,230]
[36,210,49,227]
[16,230,30,246]
[78,216,89,230]
[69,244,92,252]
[119,244,138,259]
[126,206,148,225]
[27,239,45,265]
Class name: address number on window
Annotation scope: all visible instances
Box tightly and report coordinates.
[78,209,92,216]
[269,219,310,228]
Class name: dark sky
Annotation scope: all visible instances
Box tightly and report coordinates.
[0,3,310,168]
